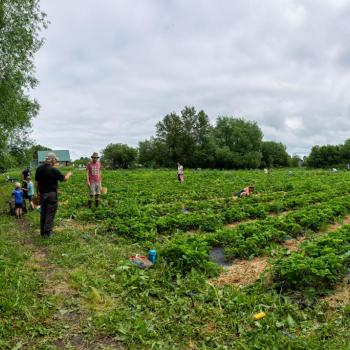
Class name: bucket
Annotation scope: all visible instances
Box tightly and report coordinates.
[101,187,108,194]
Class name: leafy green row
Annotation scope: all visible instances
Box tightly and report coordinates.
[273,224,350,292]
[160,197,350,273]
[216,196,350,260]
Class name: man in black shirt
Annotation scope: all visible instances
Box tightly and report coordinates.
[35,152,72,237]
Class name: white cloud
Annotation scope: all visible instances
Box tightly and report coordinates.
[31,0,350,159]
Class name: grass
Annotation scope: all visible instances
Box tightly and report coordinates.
[1,171,350,349]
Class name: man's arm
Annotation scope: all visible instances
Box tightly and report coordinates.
[86,168,90,185]
[64,171,72,181]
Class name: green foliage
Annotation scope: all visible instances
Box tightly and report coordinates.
[102,143,138,169]
[306,139,350,168]
[261,141,290,167]
[214,117,263,169]
[139,108,284,169]
[0,0,47,168]
[273,225,350,291]
[160,235,219,275]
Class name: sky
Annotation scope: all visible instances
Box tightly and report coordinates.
[31,0,350,160]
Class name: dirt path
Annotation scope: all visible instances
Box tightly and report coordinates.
[13,216,123,350]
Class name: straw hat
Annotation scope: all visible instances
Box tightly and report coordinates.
[46,152,59,162]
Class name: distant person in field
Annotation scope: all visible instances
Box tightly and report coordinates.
[177,162,184,183]
[35,152,72,237]
[236,185,255,198]
[86,152,102,208]
[12,182,24,219]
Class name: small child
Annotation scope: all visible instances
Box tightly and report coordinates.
[26,176,35,210]
[12,182,24,219]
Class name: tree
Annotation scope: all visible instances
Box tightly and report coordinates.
[28,144,52,160]
[213,117,263,168]
[0,0,47,167]
[289,154,303,167]
[72,157,90,168]
[102,143,138,169]
[138,138,167,168]
[307,145,342,168]
[261,141,289,167]
[340,138,350,165]
[155,106,212,167]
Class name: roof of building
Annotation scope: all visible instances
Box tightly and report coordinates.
[38,150,71,163]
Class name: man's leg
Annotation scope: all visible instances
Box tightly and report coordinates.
[88,196,92,209]
[95,183,101,207]
[88,183,93,208]
[40,193,48,235]
[43,192,58,236]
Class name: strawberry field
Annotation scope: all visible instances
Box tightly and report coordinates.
[1,168,350,349]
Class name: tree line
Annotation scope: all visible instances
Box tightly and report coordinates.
[306,140,350,168]
[100,107,294,169]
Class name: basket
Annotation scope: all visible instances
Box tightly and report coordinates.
[101,187,108,194]
[33,196,40,206]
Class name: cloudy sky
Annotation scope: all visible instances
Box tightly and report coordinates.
[32,0,350,159]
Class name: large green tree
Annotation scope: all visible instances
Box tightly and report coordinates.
[0,0,47,167]
[261,141,289,167]
[155,106,213,167]
[214,117,263,168]
[102,143,138,169]
[307,145,342,168]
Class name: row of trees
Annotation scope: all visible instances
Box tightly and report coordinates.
[100,107,293,169]
[307,139,350,168]
[137,107,291,169]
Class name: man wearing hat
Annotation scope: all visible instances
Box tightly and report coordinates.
[86,152,102,208]
[35,152,73,237]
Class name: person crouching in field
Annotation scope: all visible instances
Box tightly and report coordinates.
[12,182,24,219]
[177,162,184,183]
[236,185,255,198]
[86,152,102,208]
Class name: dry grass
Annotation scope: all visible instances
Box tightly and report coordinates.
[323,280,350,308]
[282,236,305,252]
[213,256,270,287]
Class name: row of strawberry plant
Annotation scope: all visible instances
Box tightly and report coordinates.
[272,224,350,292]
[216,196,350,260]
[160,196,350,272]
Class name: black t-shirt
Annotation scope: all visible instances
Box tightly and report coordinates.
[35,163,65,193]
[22,169,30,179]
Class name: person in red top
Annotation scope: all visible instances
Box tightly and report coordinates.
[236,185,255,198]
[86,152,102,208]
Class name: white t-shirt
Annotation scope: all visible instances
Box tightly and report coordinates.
[177,165,184,175]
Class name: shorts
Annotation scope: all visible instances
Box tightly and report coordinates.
[28,195,33,201]
[89,182,101,196]
[15,203,23,209]
[177,174,184,182]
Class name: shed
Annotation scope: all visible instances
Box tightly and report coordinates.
[38,150,71,166]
